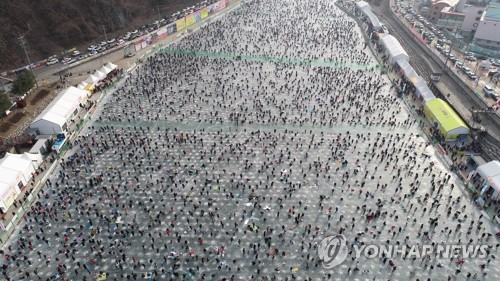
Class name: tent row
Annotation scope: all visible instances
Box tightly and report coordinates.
[0,153,42,212]
[77,62,117,91]
[354,2,468,142]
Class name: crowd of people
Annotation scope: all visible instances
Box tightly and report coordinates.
[1,0,498,280]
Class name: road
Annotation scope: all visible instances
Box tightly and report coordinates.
[374,0,500,159]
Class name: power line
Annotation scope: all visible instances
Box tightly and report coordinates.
[17,33,38,88]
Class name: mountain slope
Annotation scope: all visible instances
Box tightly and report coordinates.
[0,0,198,71]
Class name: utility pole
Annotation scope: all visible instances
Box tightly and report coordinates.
[155,6,162,29]
[102,25,108,42]
[18,33,38,88]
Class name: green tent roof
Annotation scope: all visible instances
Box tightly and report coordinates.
[424,98,469,133]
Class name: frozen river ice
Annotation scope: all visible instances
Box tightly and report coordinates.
[2,0,498,280]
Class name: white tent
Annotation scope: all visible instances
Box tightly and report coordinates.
[0,152,41,212]
[99,65,112,75]
[396,59,418,82]
[413,76,436,104]
[364,10,383,32]
[0,166,23,212]
[30,86,88,135]
[0,153,37,182]
[77,82,87,90]
[355,1,371,13]
[476,160,500,179]
[380,34,409,64]
[105,62,117,70]
[84,74,100,84]
[93,70,106,81]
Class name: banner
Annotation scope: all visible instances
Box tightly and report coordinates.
[208,0,226,13]
[135,43,142,52]
[186,14,195,27]
[194,11,201,23]
[167,23,177,35]
[158,27,168,40]
[200,8,209,19]
[176,18,186,31]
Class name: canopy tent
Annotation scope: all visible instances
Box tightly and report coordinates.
[99,65,113,74]
[476,160,500,180]
[423,98,469,141]
[30,86,88,135]
[105,62,118,70]
[379,34,409,64]
[84,74,100,84]
[396,59,418,83]
[93,70,106,81]
[364,10,383,32]
[413,76,436,104]
[77,82,87,90]
[84,83,95,91]
[355,1,371,13]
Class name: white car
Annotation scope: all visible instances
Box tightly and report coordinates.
[100,41,107,46]
[46,58,59,65]
[72,50,81,57]
[483,85,494,97]
[87,45,97,52]
[118,39,125,44]
[107,39,115,44]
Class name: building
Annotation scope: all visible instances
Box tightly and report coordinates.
[30,86,88,135]
[473,4,500,48]
[460,6,486,32]
[428,0,460,21]
[423,98,469,141]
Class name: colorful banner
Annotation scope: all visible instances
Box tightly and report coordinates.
[176,18,186,31]
[167,23,177,35]
[186,14,195,27]
[200,8,208,19]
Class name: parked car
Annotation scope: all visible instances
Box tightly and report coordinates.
[46,58,59,65]
[466,72,477,80]
[87,45,97,51]
[72,50,81,57]
[483,85,494,97]
[465,55,476,61]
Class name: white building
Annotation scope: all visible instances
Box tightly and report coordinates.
[473,4,500,49]
[30,86,88,135]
